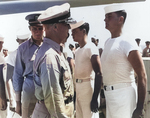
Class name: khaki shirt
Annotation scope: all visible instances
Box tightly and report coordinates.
[33,38,74,118]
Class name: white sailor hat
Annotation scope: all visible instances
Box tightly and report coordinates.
[104,4,125,14]
[25,13,42,26]
[0,34,4,42]
[3,47,8,51]
[70,21,85,30]
[38,3,75,24]
[16,30,30,40]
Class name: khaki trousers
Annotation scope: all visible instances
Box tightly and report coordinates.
[76,81,99,118]
[32,102,51,118]
[22,79,37,118]
[32,101,74,118]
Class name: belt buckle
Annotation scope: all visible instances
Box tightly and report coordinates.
[76,79,82,83]
[38,100,44,104]
[104,86,114,91]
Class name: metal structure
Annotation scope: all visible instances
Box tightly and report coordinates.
[0,0,146,15]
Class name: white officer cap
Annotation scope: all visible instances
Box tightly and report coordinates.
[104,4,125,14]
[38,3,75,24]
[70,21,85,30]
[16,30,30,40]
[0,34,4,42]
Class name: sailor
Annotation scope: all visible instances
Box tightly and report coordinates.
[13,13,44,118]
[32,3,74,118]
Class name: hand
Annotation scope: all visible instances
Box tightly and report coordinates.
[15,101,22,116]
[0,97,7,110]
[132,108,144,118]
[90,99,99,113]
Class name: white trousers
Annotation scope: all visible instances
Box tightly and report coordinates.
[76,80,99,118]
[104,82,137,118]
[0,109,7,118]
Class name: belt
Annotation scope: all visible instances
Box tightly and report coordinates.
[64,95,73,104]
[38,95,73,105]
[76,78,91,83]
[25,75,33,80]
[104,83,132,91]
[38,99,44,104]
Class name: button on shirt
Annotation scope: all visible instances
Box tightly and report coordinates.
[13,38,41,95]
[33,38,73,117]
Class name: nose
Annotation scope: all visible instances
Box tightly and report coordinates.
[104,17,106,22]
[68,24,71,29]
[71,32,74,37]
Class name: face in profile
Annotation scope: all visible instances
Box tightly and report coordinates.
[71,28,83,43]
[104,12,120,31]
[57,23,70,43]
[0,41,4,52]
[3,49,8,57]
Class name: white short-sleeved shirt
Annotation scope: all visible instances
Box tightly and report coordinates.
[0,52,5,65]
[6,50,17,67]
[74,42,99,79]
[101,35,138,85]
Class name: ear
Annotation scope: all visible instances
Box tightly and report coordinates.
[54,24,56,28]
[16,39,19,42]
[53,23,58,31]
[43,26,45,31]
[83,29,86,34]
[29,26,31,31]
[119,16,124,24]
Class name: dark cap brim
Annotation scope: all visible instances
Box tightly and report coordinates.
[41,12,71,24]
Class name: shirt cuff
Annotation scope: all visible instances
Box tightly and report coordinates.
[15,92,21,101]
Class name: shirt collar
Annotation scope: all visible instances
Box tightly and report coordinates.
[29,37,43,47]
[29,37,35,47]
[43,37,61,54]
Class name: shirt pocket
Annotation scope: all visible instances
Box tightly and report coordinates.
[60,67,71,94]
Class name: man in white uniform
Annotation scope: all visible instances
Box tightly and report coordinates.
[101,4,147,118]
[0,34,7,118]
[6,32,29,112]
[70,21,103,118]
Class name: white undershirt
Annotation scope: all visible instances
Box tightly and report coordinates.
[101,35,138,85]
[74,42,99,79]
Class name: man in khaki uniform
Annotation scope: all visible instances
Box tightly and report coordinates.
[32,3,75,118]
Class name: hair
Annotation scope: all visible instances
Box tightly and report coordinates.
[69,44,74,48]
[145,41,150,44]
[75,43,80,49]
[135,38,141,42]
[115,10,127,23]
[78,22,89,34]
